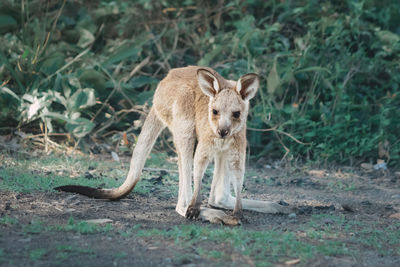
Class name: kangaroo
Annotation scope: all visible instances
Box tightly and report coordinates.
[55,66,288,225]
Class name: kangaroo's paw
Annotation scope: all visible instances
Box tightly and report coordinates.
[185,204,201,220]
[199,208,241,226]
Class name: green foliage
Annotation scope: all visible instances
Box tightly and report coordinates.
[54,216,113,234]
[0,0,399,166]
[55,245,94,260]
[0,215,18,225]
[136,224,350,263]
[29,248,47,261]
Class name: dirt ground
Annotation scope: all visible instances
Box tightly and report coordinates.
[1,155,400,266]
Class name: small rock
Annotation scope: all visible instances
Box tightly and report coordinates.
[4,202,12,210]
[308,170,325,177]
[288,213,296,218]
[64,208,76,213]
[278,200,290,206]
[391,194,400,199]
[111,151,120,162]
[84,172,94,179]
[324,218,334,225]
[389,213,400,219]
[384,205,393,210]
[361,200,372,206]
[341,204,354,212]
[285,258,301,265]
[373,162,387,170]
[361,163,373,170]
[85,218,113,224]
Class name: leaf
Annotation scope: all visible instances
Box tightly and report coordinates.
[102,46,141,67]
[79,69,107,93]
[294,66,332,75]
[129,76,158,89]
[40,52,66,76]
[27,97,46,120]
[0,15,17,34]
[376,30,400,46]
[65,117,95,138]
[67,88,96,112]
[267,60,280,96]
[77,28,95,48]
[0,86,20,101]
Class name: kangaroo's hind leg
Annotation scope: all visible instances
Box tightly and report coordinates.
[170,116,196,217]
[208,154,290,214]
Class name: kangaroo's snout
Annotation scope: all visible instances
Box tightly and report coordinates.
[218,128,229,138]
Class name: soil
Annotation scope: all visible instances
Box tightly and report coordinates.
[1,157,400,267]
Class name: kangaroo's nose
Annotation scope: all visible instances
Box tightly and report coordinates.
[218,129,229,138]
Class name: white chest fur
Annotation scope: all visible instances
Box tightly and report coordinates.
[213,137,233,152]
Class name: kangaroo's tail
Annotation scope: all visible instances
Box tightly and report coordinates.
[55,108,165,200]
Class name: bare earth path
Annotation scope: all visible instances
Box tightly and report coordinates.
[1,154,399,266]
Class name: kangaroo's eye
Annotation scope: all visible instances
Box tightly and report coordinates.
[212,109,219,115]
[232,111,240,118]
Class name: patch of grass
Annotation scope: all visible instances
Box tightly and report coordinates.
[0,215,18,225]
[118,224,141,237]
[136,224,349,264]
[114,251,128,259]
[23,220,46,234]
[29,248,47,261]
[327,180,357,192]
[55,245,94,260]
[304,214,400,257]
[0,153,175,197]
[53,216,113,235]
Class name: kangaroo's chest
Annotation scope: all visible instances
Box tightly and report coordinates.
[213,138,234,152]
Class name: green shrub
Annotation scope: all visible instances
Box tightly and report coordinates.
[0,0,399,166]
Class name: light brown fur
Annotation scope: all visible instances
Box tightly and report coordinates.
[56,66,289,225]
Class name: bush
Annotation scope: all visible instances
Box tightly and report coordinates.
[0,0,399,167]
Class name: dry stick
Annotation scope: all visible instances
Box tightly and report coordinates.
[23,133,71,140]
[122,56,151,83]
[274,131,290,160]
[41,47,91,85]
[91,89,117,123]
[144,24,171,70]
[248,127,309,145]
[33,0,66,65]
[116,107,147,117]
[44,121,48,153]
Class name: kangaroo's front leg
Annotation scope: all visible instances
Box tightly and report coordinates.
[230,147,245,219]
[186,141,210,219]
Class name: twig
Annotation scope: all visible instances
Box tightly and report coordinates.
[274,132,290,160]
[116,107,147,117]
[23,133,71,140]
[122,56,151,82]
[248,126,309,145]
[144,24,171,70]
[41,47,91,85]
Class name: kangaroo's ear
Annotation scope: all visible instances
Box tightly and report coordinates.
[236,73,259,101]
[197,68,221,97]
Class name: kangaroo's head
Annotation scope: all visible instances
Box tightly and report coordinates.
[197,68,259,139]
